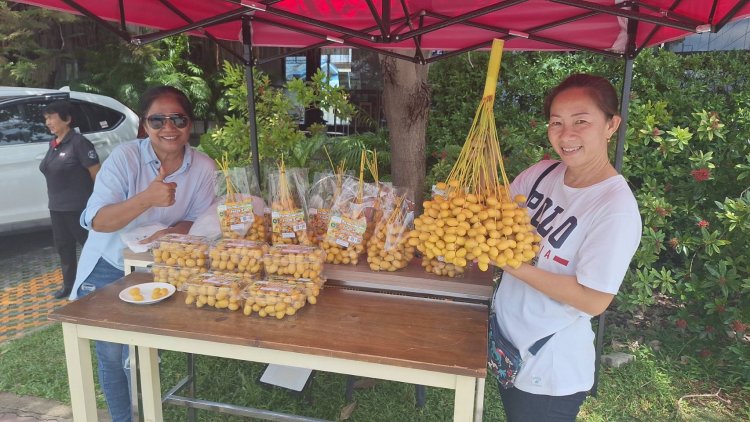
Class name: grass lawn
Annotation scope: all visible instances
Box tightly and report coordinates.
[1,320,747,421]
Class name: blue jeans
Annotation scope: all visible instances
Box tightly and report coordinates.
[76,258,131,422]
[499,385,588,422]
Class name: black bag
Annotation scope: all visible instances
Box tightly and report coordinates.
[488,311,551,389]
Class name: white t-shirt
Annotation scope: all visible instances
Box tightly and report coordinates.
[493,160,642,396]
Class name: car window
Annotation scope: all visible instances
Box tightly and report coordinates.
[74,101,125,134]
[0,96,128,146]
[0,102,50,146]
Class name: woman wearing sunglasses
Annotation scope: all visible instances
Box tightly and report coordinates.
[69,86,216,422]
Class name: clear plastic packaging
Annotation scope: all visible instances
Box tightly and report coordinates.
[152,264,204,289]
[421,256,467,278]
[151,234,210,269]
[367,189,417,271]
[241,280,307,319]
[262,244,325,282]
[267,165,311,245]
[321,177,378,265]
[215,166,267,241]
[181,273,248,311]
[307,170,351,245]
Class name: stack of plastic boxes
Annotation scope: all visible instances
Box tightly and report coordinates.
[263,245,326,305]
[152,236,327,319]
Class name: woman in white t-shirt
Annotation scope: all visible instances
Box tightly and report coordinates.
[494,74,642,421]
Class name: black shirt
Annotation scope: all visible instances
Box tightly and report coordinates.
[39,131,100,211]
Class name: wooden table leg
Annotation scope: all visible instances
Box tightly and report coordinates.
[62,323,99,421]
[138,346,163,422]
[128,345,140,421]
[474,377,485,422]
[453,375,477,422]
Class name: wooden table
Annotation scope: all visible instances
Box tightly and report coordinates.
[51,271,489,421]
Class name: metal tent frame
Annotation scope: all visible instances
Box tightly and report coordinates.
[18,0,750,181]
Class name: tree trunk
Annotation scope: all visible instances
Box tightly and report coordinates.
[379,51,431,208]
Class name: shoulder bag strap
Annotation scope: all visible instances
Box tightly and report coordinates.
[491,160,562,308]
[526,161,561,205]
[490,160,563,354]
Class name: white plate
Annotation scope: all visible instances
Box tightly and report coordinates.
[119,282,176,305]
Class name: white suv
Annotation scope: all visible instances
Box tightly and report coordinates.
[0,87,139,234]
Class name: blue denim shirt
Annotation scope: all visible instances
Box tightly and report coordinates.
[70,138,216,299]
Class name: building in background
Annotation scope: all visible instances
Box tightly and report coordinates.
[668,19,750,52]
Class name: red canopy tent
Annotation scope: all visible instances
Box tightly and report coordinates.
[12,1,750,58]
[13,0,750,178]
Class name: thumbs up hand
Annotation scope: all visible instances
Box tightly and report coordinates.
[144,165,178,207]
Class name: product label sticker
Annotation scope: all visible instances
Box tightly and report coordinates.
[216,201,255,227]
[272,209,306,234]
[326,214,366,247]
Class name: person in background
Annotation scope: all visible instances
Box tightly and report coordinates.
[494,74,642,421]
[39,100,101,299]
[70,86,216,422]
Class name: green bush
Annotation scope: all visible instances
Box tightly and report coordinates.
[621,51,750,387]
[199,61,355,170]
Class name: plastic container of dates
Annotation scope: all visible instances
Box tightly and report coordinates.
[180,273,247,311]
[266,275,326,305]
[151,234,210,269]
[151,264,204,289]
[241,280,307,319]
[209,239,268,279]
[262,244,325,281]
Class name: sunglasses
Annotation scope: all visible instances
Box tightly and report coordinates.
[145,113,189,130]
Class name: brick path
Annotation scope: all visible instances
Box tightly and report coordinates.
[0,231,66,344]
[0,231,111,421]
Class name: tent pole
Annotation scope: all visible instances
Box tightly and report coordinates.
[304,49,324,129]
[242,16,262,186]
[615,57,633,172]
[615,7,638,173]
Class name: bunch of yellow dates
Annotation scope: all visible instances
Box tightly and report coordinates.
[409,182,541,274]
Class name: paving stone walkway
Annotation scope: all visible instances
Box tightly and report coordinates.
[0,231,66,343]
[0,231,109,421]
